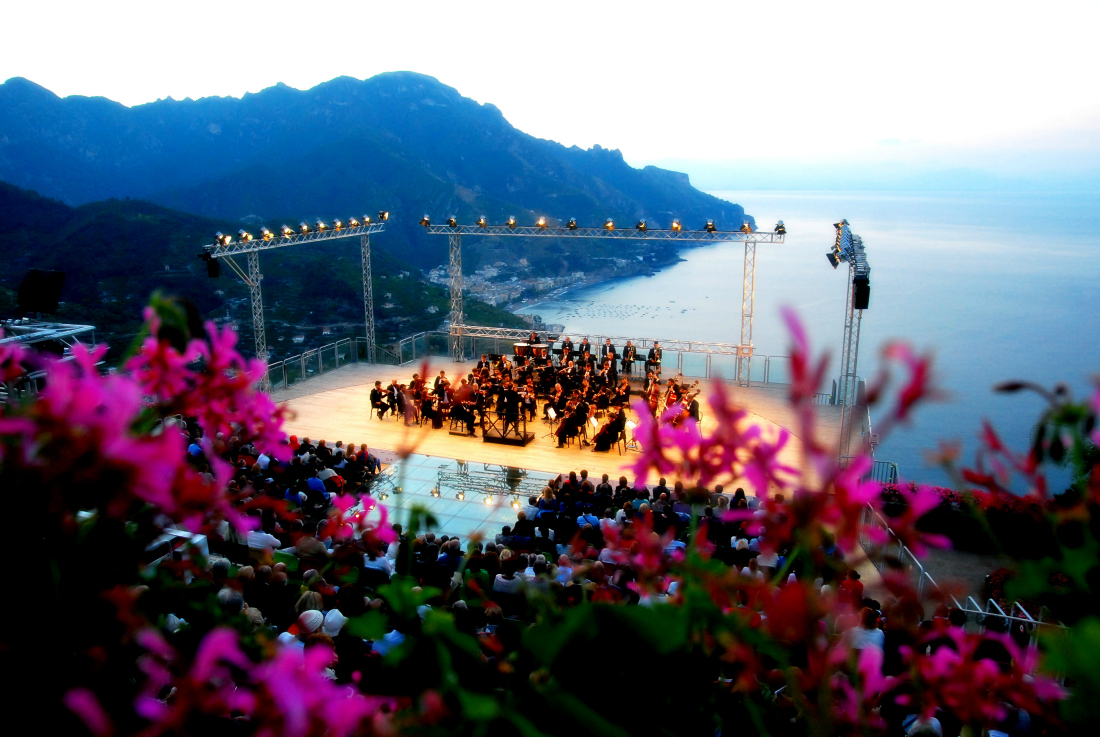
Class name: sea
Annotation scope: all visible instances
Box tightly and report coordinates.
[516,190,1100,489]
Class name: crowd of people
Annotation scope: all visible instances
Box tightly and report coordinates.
[181,422,1042,736]
[367,332,702,448]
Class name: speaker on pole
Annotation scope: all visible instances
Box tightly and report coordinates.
[853,275,870,310]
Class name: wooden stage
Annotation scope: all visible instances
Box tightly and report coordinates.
[275,360,843,492]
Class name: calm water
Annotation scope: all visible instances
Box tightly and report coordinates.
[518,191,1100,488]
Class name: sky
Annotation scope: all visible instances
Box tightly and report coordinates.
[2,0,1098,190]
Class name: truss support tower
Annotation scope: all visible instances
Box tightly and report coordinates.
[448,232,464,361]
[246,251,272,393]
[360,234,376,363]
[738,241,757,385]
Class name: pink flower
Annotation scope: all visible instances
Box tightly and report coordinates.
[64,688,113,737]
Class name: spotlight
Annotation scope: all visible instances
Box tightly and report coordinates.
[431,486,440,497]
[775,220,786,235]
[506,216,517,228]
[635,220,647,232]
[511,497,521,510]
[348,217,361,227]
[378,491,389,501]
[604,218,614,230]
[281,225,294,237]
[477,216,488,228]
[362,215,373,225]
[567,218,578,230]
[670,219,681,232]
[447,216,458,228]
[420,215,431,227]
[238,229,253,242]
[332,219,343,230]
[299,221,310,233]
[378,211,389,222]
[834,221,846,231]
[826,251,840,269]
[214,231,232,245]
[456,491,465,501]
[705,220,716,233]
[739,223,753,233]
[260,227,273,240]
[536,216,547,229]
[484,495,493,506]
[315,220,328,231]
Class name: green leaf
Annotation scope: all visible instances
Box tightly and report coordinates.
[346,610,389,640]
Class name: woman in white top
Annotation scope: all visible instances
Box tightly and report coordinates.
[493,558,525,594]
[363,550,393,577]
[845,607,885,651]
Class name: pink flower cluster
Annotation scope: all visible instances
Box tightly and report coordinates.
[70,627,393,737]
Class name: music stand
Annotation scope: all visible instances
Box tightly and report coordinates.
[624,420,641,452]
[542,407,558,439]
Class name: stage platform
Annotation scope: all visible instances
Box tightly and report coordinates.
[275,359,844,491]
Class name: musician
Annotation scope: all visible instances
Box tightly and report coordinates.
[643,370,658,396]
[370,380,390,419]
[543,382,566,419]
[528,330,542,344]
[613,377,631,406]
[687,393,701,422]
[497,378,522,437]
[522,376,538,420]
[387,379,404,417]
[560,336,574,357]
[517,357,534,383]
[645,375,662,417]
[621,341,636,374]
[579,337,591,357]
[592,407,627,452]
[477,354,491,371]
[555,400,585,447]
[646,342,663,377]
[601,338,616,362]
[451,395,477,436]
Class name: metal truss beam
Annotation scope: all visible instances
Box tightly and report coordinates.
[0,320,95,345]
[425,224,783,243]
[448,233,464,361]
[452,324,756,357]
[202,223,386,258]
[360,234,376,363]
[833,225,869,460]
[436,466,547,500]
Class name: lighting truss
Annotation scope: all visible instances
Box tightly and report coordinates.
[200,221,387,392]
[424,220,785,383]
[436,465,547,503]
[0,319,95,346]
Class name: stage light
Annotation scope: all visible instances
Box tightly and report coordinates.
[484,495,493,506]
[775,221,786,235]
[431,486,440,497]
[477,216,488,228]
[315,220,328,231]
[378,211,389,222]
[456,491,465,501]
[670,219,681,232]
[215,231,232,245]
[281,225,293,237]
[378,491,389,501]
[348,218,360,227]
[333,219,343,230]
[826,252,840,269]
[420,215,431,227]
[604,218,614,230]
[567,218,578,230]
[447,216,458,228]
[300,221,310,233]
[363,215,373,225]
[506,216,517,228]
[739,222,752,233]
[636,220,647,232]
[511,497,521,510]
[705,220,716,233]
[536,216,547,229]
[238,229,254,242]
[834,221,846,231]
[260,227,273,241]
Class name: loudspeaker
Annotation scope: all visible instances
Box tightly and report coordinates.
[853,276,870,310]
[200,253,221,278]
[15,269,66,317]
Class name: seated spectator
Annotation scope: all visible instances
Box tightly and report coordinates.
[845,607,885,651]
[493,557,524,594]
[495,525,514,548]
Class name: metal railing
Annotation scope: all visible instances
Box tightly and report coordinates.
[384,329,817,389]
[857,504,1062,639]
[266,337,399,390]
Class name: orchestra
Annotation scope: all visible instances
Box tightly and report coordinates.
[366,335,702,452]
